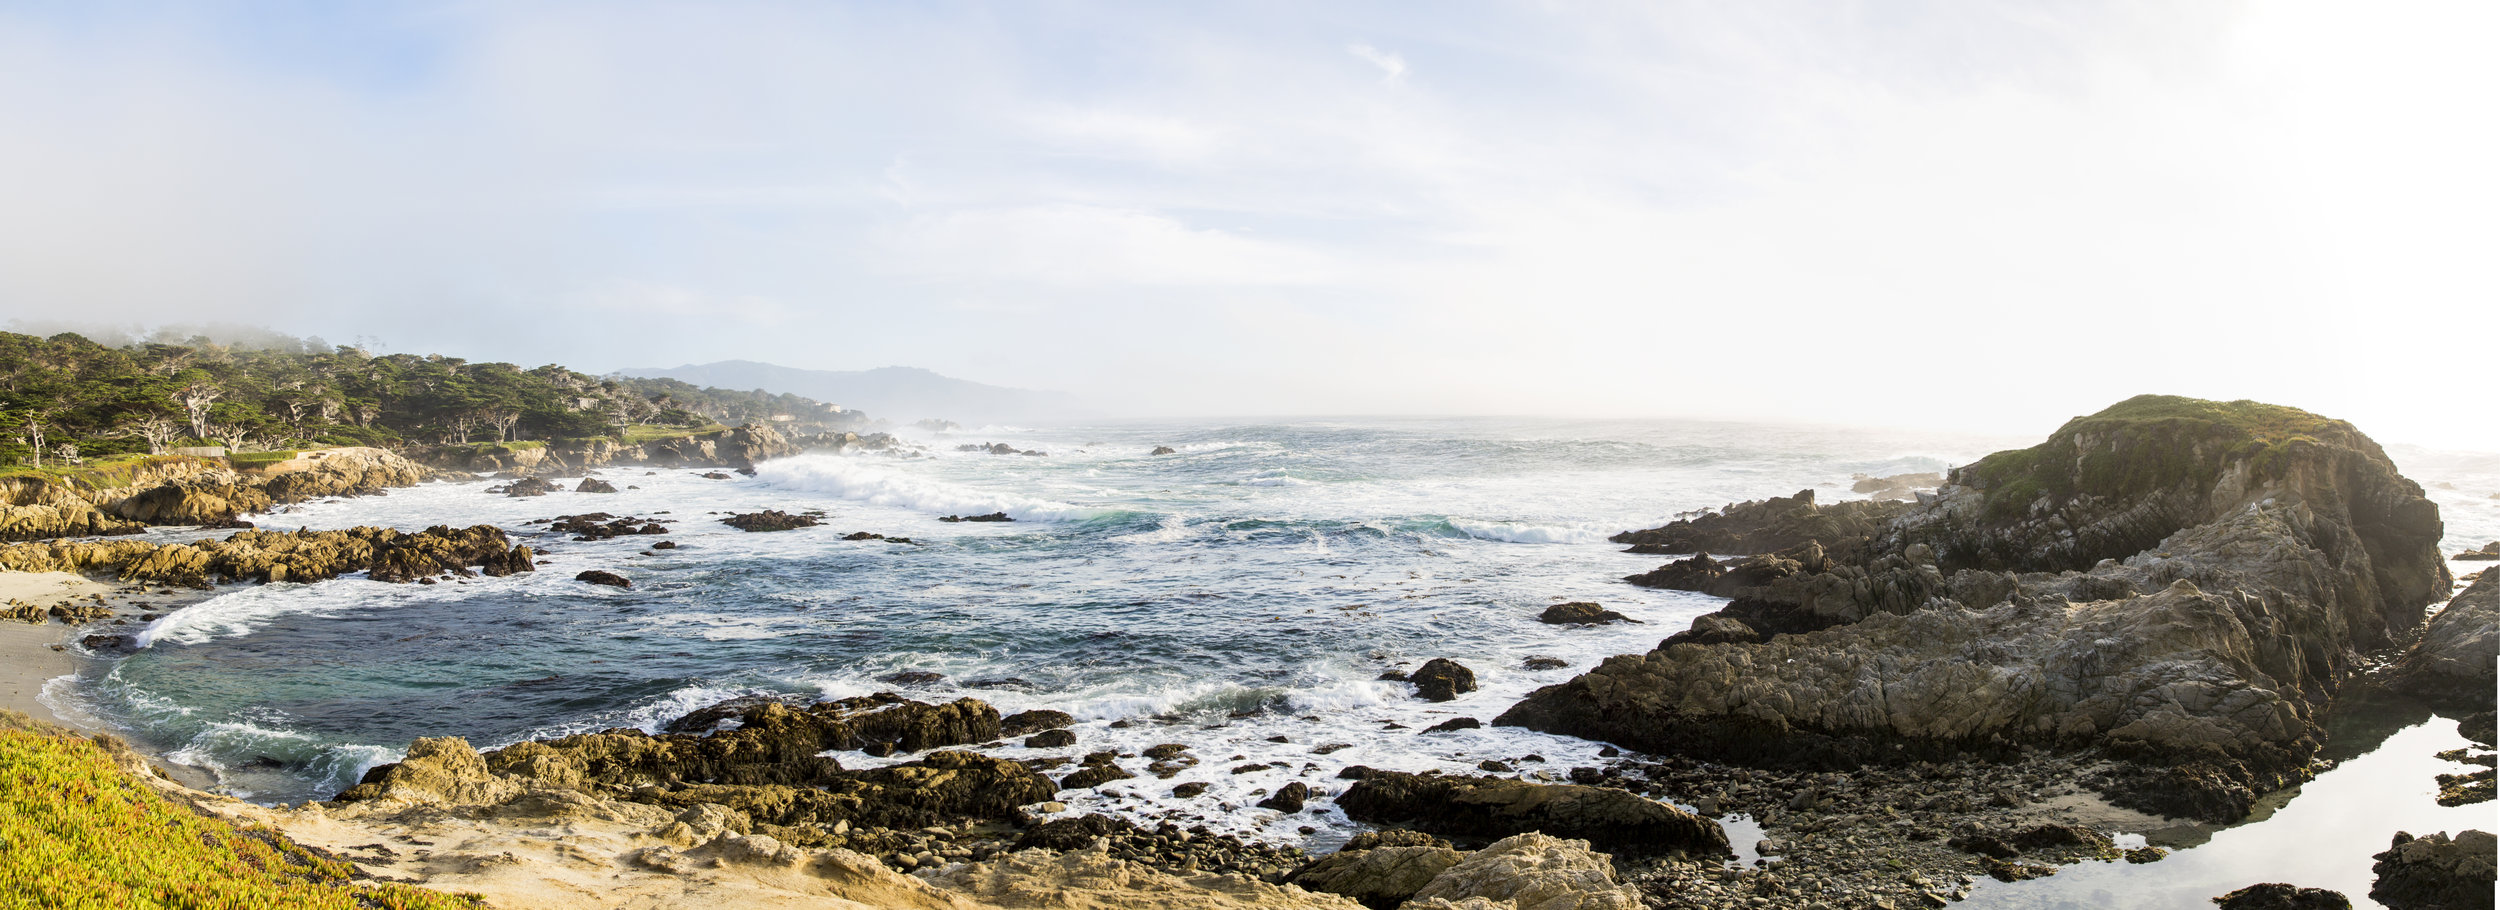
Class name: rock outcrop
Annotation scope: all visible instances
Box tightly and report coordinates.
[2391,570,2500,706]
[724,510,822,532]
[1503,396,2451,822]
[1336,768,1727,858]
[0,447,427,543]
[2369,830,2496,910]
[1400,833,1644,910]
[1286,845,1463,909]
[1404,659,1478,703]
[1537,603,1635,626]
[0,524,532,587]
[2213,883,2352,910]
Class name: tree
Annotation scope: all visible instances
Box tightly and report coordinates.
[174,378,221,442]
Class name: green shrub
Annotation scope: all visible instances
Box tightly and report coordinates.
[226,451,299,469]
[0,716,478,909]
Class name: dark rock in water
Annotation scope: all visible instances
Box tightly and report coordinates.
[842,531,886,541]
[939,512,1014,523]
[650,540,676,549]
[1286,843,1462,909]
[1257,781,1310,812]
[2461,712,2495,748]
[1024,730,1076,748]
[2370,830,2495,910]
[1172,781,1209,798]
[1346,830,1448,850]
[1000,709,1075,737]
[79,634,132,652]
[2390,570,2500,708]
[502,476,558,497]
[1059,759,1134,791]
[1504,396,2453,824]
[722,510,820,532]
[2452,541,2500,561]
[1614,489,1906,555]
[1624,553,1727,591]
[1150,446,1178,456]
[1337,769,1728,857]
[700,472,732,480]
[574,478,617,494]
[1014,814,1133,850]
[876,670,944,686]
[663,694,801,735]
[1522,657,1569,670]
[1421,718,1481,734]
[1538,602,1636,625]
[1409,658,1477,702]
[574,570,631,588]
[1143,743,1189,760]
[1947,824,2119,865]
[2213,883,2352,910]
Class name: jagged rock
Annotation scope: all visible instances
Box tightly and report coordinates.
[1151,446,1178,456]
[2370,830,2496,910]
[1410,659,1477,702]
[876,670,944,685]
[1504,397,2451,824]
[2462,712,2494,748]
[722,510,820,532]
[1337,769,1727,857]
[1614,490,1906,556]
[574,570,631,588]
[574,477,617,494]
[2212,884,2351,910]
[662,695,800,735]
[1659,613,1760,648]
[2391,570,2499,706]
[1025,730,1075,748]
[1287,845,1463,909]
[1538,603,1636,625]
[2452,541,2500,561]
[335,737,523,807]
[1060,758,1134,791]
[1523,657,1570,670]
[1001,709,1076,737]
[1422,718,1482,734]
[939,512,1013,523]
[1401,833,1645,910]
[502,476,558,497]
[1853,472,1947,503]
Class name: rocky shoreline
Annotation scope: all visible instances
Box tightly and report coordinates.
[5,398,2495,908]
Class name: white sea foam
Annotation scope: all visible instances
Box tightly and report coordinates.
[1446,518,1611,544]
[757,454,1103,521]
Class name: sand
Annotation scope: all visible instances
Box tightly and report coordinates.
[0,571,113,723]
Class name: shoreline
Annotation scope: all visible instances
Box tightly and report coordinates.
[0,571,113,724]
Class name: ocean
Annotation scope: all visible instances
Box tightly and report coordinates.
[40,416,2498,905]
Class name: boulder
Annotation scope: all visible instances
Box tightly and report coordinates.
[2391,570,2500,706]
[1001,709,1076,737]
[1538,603,1636,625]
[2214,884,2351,910]
[1258,782,1311,813]
[1151,446,1178,456]
[939,512,1014,523]
[1411,659,1478,702]
[574,570,631,588]
[1336,769,1728,857]
[1402,833,1644,910]
[1025,729,1076,748]
[2370,830,2496,910]
[1287,845,1464,909]
[574,477,617,494]
[502,476,558,497]
[2452,541,2500,561]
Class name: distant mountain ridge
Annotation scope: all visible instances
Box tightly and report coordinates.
[615,360,1081,425]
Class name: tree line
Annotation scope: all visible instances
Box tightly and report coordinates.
[0,331,861,468]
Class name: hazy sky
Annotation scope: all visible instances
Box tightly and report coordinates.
[2,2,2493,447]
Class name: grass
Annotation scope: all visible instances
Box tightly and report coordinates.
[620,423,726,445]
[1959,395,2355,522]
[0,714,478,910]
[225,451,299,469]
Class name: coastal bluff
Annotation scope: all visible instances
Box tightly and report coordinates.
[1499,395,2452,821]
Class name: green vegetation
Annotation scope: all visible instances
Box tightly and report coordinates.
[0,454,210,486]
[224,450,298,469]
[0,712,477,909]
[621,422,728,445]
[0,329,864,469]
[1960,395,2355,522]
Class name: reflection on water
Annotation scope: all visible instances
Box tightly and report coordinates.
[1960,694,2487,910]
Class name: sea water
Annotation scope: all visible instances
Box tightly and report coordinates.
[44,417,2494,891]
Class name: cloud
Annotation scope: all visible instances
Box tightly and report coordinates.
[1347,43,1406,81]
[882,205,1343,288]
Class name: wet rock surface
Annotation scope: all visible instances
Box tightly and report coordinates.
[720,509,822,532]
[2370,830,2496,910]
[0,524,532,587]
[2391,569,2500,707]
[1405,658,1477,703]
[1538,602,1637,625]
[2214,882,2353,910]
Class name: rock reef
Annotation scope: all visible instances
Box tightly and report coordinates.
[0,524,532,586]
[1502,396,2452,822]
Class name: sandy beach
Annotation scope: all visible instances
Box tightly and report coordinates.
[0,571,111,723]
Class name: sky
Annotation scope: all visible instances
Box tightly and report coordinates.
[1,1,2494,448]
